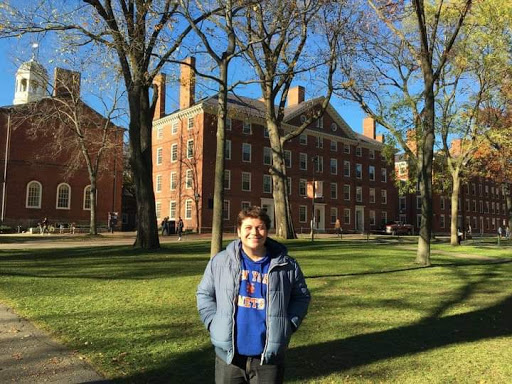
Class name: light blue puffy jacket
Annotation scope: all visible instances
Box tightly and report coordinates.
[196,238,311,364]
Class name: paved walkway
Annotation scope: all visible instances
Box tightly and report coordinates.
[0,303,108,383]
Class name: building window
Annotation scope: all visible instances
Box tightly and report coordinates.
[416,214,422,228]
[370,149,375,159]
[157,127,163,140]
[263,147,272,165]
[242,143,252,162]
[170,172,177,190]
[356,186,363,202]
[187,139,194,159]
[155,175,162,192]
[381,168,387,182]
[369,166,375,181]
[299,179,307,196]
[440,214,445,228]
[56,183,71,209]
[299,134,307,145]
[466,199,470,212]
[344,161,350,177]
[381,190,387,204]
[344,208,350,225]
[355,163,362,179]
[284,150,292,168]
[225,139,232,160]
[330,207,338,224]
[300,153,307,170]
[344,144,350,154]
[399,196,406,210]
[263,174,272,194]
[316,118,323,129]
[369,188,376,203]
[26,181,42,208]
[185,199,193,219]
[381,211,388,226]
[330,140,337,152]
[416,196,422,210]
[223,200,230,220]
[369,210,376,226]
[242,172,251,191]
[330,183,338,199]
[226,117,232,131]
[171,143,178,162]
[479,201,483,213]
[156,201,161,219]
[287,177,291,195]
[188,117,194,130]
[472,200,476,212]
[330,158,337,175]
[185,169,193,189]
[344,184,350,200]
[83,185,92,210]
[241,201,251,211]
[440,197,445,210]
[243,121,252,134]
[316,136,323,148]
[224,170,231,190]
[356,147,362,157]
[315,156,324,173]
[263,126,269,138]
[299,206,307,223]
[172,121,178,134]
[156,147,163,165]
[169,201,176,219]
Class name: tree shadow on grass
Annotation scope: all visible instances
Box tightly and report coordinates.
[286,294,511,382]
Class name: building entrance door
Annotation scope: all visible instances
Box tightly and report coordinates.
[355,206,365,233]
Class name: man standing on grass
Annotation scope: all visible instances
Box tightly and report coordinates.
[197,206,311,383]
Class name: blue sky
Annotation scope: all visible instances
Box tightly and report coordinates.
[0,38,369,135]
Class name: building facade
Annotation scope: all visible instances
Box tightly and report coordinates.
[0,60,123,230]
[151,59,398,234]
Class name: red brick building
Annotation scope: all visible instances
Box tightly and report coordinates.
[151,59,398,234]
[0,60,123,230]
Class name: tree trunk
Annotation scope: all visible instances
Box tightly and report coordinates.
[210,62,228,256]
[450,173,461,246]
[504,183,512,229]
[89,180,97,235]
[128,86,160,249]
[415,80,435,266]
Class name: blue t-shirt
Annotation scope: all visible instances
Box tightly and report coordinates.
[236,248,270,356]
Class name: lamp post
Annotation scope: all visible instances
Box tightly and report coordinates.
[311,156,317,241]
[194,192,201,234]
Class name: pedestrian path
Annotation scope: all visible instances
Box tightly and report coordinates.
[0,302,108,383]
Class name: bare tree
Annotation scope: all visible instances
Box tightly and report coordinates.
[235,0,342,239]
[13,67,123,235]
[336,0,472,265]
[0,0,215,248]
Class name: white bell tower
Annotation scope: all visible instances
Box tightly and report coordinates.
[13,46,48,105]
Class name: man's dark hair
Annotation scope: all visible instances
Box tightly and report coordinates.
[237,206,271,230]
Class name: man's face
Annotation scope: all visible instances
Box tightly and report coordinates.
[237,217,268,255]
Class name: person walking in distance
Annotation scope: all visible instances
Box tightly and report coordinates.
[197,206,311,383]
[176,217,184,241]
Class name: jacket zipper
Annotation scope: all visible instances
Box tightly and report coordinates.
[260,259,288,365]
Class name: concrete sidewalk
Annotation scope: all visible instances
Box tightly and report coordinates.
[0,302,108,383]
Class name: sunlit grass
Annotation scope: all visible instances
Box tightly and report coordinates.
[0,238,510,383]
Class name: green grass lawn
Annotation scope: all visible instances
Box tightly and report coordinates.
[0,237,511,383]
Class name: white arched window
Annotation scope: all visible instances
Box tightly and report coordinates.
[26,181,42,208]
[83,185,92,210]
[56,183,71,209]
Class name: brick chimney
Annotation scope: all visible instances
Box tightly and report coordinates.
[180,57,196,110]
[287,86,305,106]
[376,134,384,143]
[153,73,166,120]
[362,116,376,139]
[53,67,80,98]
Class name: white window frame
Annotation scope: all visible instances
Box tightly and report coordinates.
[225,139,232,160]
[330,207,338,224]
[299,179,307,196]
[369,165,375,181]
[356,147,362,157]
[83,185,92,210]
[330,182,338,199]
[172,121,178,134]
[263,147,272,165]
[344,208,351,225]
[26,180,42,209]
[369,188,376,204]
[169,200,177,220]
[299,205,307,223]
[344,161,350,177]
[330,158,337,175]
[356,186,363,203]
[156,175,162,192]
[284,150,292,168]
[186,139,194,159]
[185,199,193,219]
[381,168,387,182]
[299,134,307,145]
[355,163,362,179]
[223,200,230,220]
[185,169,193,189]
[242,143,252,162]
[56,183,71,210]
[381,190,387,204]
[171,143,178,162]
[224,169,231,190]
[330,140,337,152]
[188,117,194,130]
[156,147,163,165]
[344,184,350,201]
[170,172,177,190]
[242,172,252,192]
[263,174,272,194]
[300,153,307,170]
[243,121,252,134]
